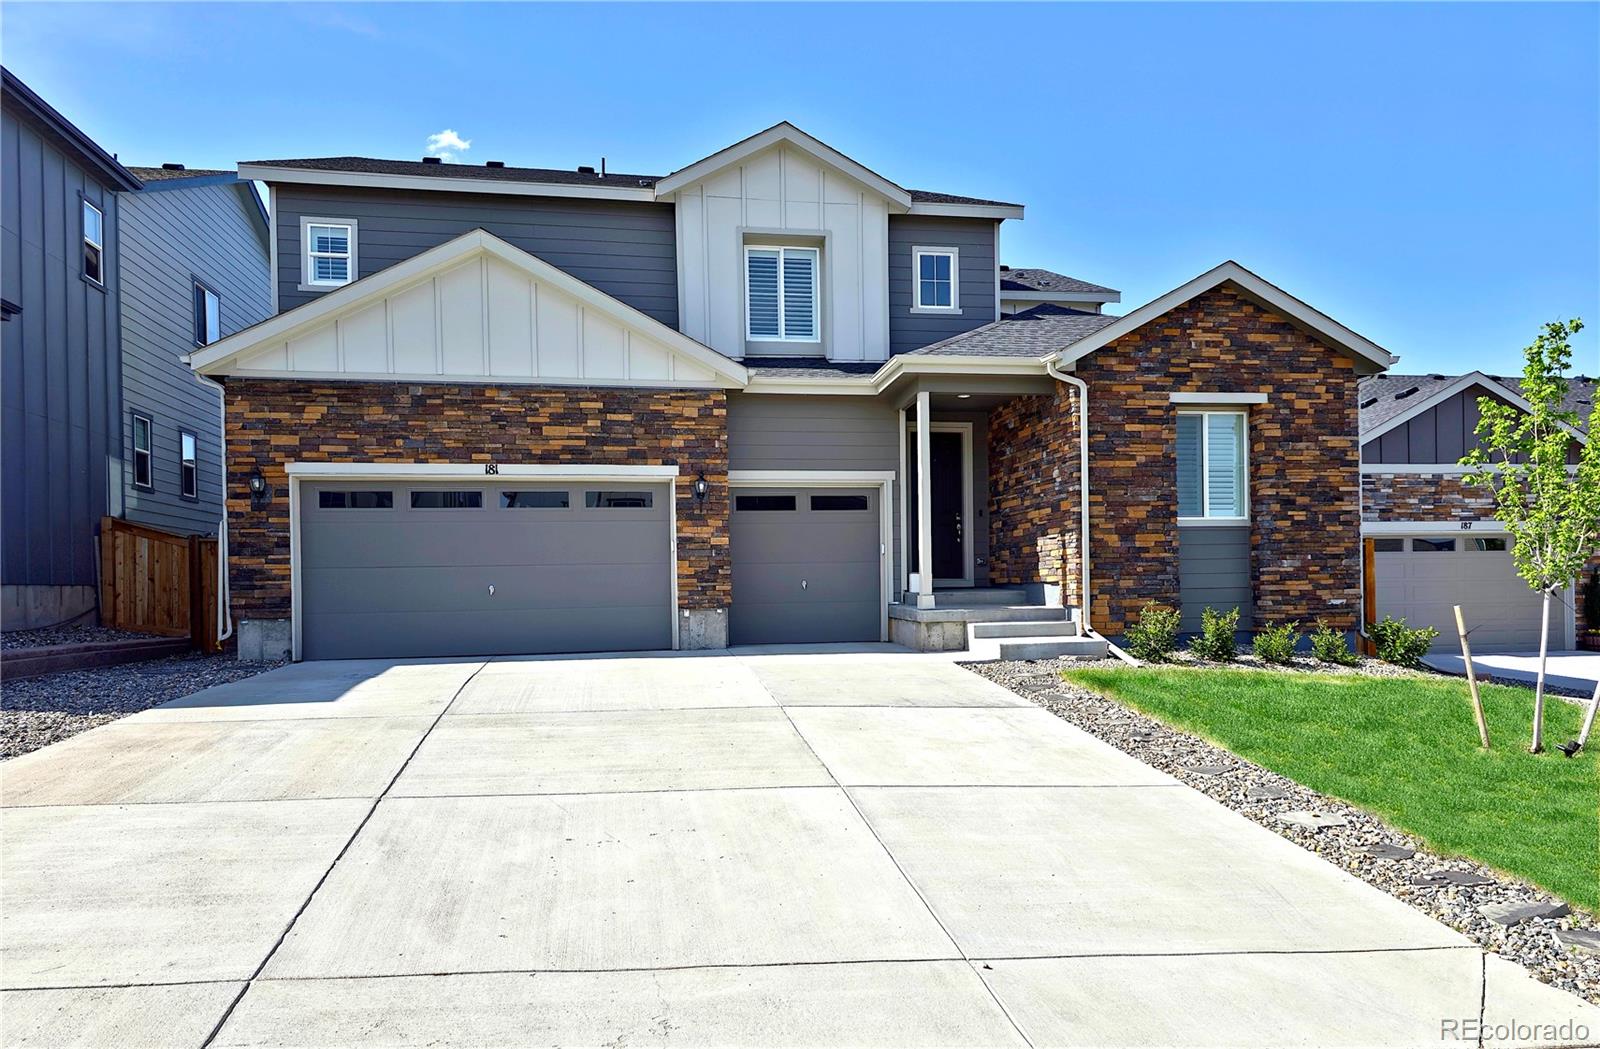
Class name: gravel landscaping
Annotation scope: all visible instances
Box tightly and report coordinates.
[1,652,285,759]
[965,655,1600,1006]
[1,624,156,650]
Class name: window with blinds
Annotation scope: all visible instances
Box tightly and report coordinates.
[1176,410,1247,520]
[745,245,819,342]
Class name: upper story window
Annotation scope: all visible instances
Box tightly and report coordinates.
[913,247,959,311]
[179,431,198,500]
[192,280,220,345]
[1176,410,1248,521]
[746,245,818,343]
[303,218,356,288]
[131,412,153,491]
[82,199,104,285]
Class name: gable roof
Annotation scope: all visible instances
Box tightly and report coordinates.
[126,165,236,183]
[242,126,1021,213]
[122,166,270,237]
[1045,261,1396,374]
[1359,371,1594,443]
[999,267,1119,299]
[188,228,747,387]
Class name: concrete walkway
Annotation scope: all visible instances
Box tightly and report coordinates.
[1425,650,1600,693]
[3,647,1595,1048]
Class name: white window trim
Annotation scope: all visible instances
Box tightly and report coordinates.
[131,412,153,491]
[179,430,198,500]
[744,244,820,344]
[82,199,104,285]
[911,246,961,314]
[1177,408,1250,524]
[300,216,357,291]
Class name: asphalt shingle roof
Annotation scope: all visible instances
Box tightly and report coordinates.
[245,157,1019,206]
[906,304,1121,358]
[745,358,880,380]
[126,166,235,183]
[1358,373,1596,437]
[999,267,1118,297]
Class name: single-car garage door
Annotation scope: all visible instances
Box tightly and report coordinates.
[730,487,882,645]
[1373,533,1563,653]
[299,480,673,660]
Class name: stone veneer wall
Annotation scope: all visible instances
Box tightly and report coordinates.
[989,286,1364,634]
[224,380,729,623]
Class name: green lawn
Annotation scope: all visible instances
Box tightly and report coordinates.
[1060,667,1599,912]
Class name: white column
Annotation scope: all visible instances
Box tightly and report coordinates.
[915,389,935,610]
[897,405,909,599]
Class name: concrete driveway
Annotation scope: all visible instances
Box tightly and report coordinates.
[1425,650,1600,693]
[3,647,1595,1048]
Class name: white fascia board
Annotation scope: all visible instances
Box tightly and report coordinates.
[238,164,658,203]
[286,462,680,480]
[875,354,1049,385]
[742,376,879,396]
[1045,261,1397,372]
[652,123,913,210]
[907,201,1024,220]
[1000,289,1121,304]
[189,228,749,387]
[1361,371,1589,446]
[1361,519,1507,535]
[1170,392,1269,405]
[729,469,897,485]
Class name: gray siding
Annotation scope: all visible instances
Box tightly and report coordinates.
[1178,525,1252,631]
[727,393,903,586]
[887,215,997,356]
[1,109,123,590]
[273,186,678,326]
[118,181,271,535]
[1362,387,1580,465]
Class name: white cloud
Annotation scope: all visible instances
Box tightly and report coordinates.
[425,129,472,163]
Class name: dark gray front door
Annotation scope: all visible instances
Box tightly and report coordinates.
[299,480,673,660]
[906,431,965,580]
[729,487,881,645]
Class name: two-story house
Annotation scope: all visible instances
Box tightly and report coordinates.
[188,122,1396,662]
[1,67,272,631]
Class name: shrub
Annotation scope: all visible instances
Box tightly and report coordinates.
[1190,606,1240,662]
[1253,622,1301,665]
[1124,603,1181,663]
[1310,622,1359,666]
[1368,615,1439,669]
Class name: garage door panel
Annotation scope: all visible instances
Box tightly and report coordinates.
[303,606,672,661]
[731,601,881,646]
[733,561,879,604]
[1374,538,1561,653]
[299,480,672,660]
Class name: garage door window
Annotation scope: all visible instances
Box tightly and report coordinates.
[501,490,569,509]
[1372,538,1403,552]
[586,491,653,508]
[735,495,796,512]
[1412,537,1455,553]
[1472,537,1508,551]
[318,490,393,509]
[411,490,483,509]
[811,494,870,511]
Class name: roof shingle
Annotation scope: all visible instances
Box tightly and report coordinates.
[1359,372,1596,437]
[907,304,1120,358]
[999,267,1118,297]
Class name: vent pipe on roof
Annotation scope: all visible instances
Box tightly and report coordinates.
[601,157,606,178]
[577,165,595,175]
[422,156,442,164]
[162,162,185,171]
[485,160,505,168]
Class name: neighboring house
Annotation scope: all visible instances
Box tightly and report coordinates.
[998,266,1120,316]
[1,68,140,629]
[118,164,271,535]
[1359,370,1597,652]
[0,67,272,631]
[190,122,1395,662]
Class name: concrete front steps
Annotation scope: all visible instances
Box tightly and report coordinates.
[887,588,1109,660]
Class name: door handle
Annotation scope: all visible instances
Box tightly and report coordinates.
[487,584,495,597]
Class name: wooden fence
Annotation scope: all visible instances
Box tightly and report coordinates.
[98,517,222,652]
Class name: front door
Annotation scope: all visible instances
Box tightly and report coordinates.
[908,429,968,584]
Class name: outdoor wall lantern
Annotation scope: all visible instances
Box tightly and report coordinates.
[248,467,270,511]
[692,473,709,504]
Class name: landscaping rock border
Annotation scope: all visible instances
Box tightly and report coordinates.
[965,656,1600,1005]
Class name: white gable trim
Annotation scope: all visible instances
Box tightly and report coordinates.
[1045,261,1397,373]
[653,123,913,210]
[187,229,747,387]
[1362,371,1589,446]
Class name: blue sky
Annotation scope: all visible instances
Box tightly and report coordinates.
[5,2,1596,376]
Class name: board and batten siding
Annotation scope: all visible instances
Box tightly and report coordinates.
[1,108,123,590]
[672,145,892,363]
[1362,385,1582,465]
[887,215,997,356]
[119,182,271,535]
[273,186,678,328]
[727,393,903,584]
[1177,524,1252,631]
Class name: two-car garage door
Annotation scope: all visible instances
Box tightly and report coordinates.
[299,480,673,660]
[1373,533,1564,653]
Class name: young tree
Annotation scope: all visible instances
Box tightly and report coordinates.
[1462,319,1600,752]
